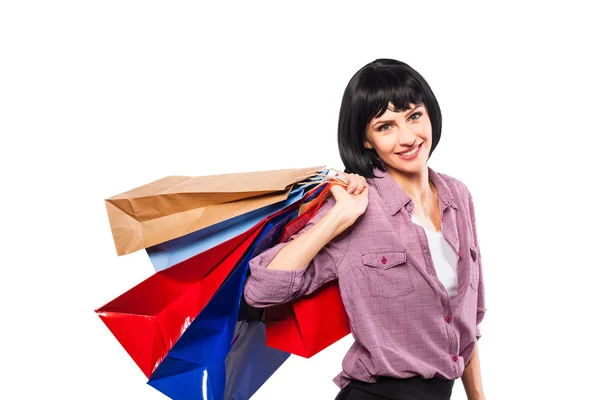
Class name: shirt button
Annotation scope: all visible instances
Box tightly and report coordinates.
[445,315,452,323]
[441,216,444,221]
[452,355,458,362]
[381,256,387,264]
[458,250,463,257]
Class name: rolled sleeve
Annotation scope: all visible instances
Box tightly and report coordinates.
[476,306,486,340]
[476,299,486,339]
[476,305,486,340]
[243,195,348,308]
[244,242,310,306]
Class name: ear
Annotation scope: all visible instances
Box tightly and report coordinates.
[363,140,374,149]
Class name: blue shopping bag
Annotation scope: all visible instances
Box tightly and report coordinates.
[147,209,296,400]
[146,184,310,271]
[224,320,290,400]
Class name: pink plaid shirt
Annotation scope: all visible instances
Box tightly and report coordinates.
[243,165,486,389]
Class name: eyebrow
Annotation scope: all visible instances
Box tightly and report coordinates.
[372,104,423,127]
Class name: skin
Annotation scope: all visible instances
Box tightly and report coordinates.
[462,339,485,400]
[266,101,485,399]
[364,101,437,228]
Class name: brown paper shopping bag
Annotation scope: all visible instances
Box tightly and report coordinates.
[105,166,325,256]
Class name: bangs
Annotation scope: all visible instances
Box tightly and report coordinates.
[338,59,442,179]
[358,67,427,123]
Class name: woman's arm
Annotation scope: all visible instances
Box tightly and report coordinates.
[461,340,485,400]
[266,177,368,273]
[243,195,346,308]
[265,203,350,272]
[244,178,369,308]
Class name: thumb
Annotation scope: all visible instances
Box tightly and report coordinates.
[329,184,348,202]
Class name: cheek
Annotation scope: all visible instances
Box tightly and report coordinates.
[416,120,433,137]
[377,136,397,152]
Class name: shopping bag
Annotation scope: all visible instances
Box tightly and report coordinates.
[105,166,324,255]
[146,184,309,272]
[265,183,351,358]
[95,223,265,378]
[264,281,350,358]
[96,180,332,379]
[146,254,252,400]
[147,205,298,400]
[223,321,290,400]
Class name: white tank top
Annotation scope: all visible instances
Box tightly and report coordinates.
[410,213,459,298]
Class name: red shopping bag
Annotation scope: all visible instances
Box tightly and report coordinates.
[265,183,351,358]
[95,223,265,378]
[265,281,349,358]
[96,180,336,378]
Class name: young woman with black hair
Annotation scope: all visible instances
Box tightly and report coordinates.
[244,59,486,400]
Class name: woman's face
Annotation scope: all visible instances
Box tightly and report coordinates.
[364,101,432,174]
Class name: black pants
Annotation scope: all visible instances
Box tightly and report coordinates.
[334,376,455,400]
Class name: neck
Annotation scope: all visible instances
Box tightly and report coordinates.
[385,164,434,206]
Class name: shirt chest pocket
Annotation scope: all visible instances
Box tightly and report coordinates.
[469,242,479,291]
[361,250,415,298]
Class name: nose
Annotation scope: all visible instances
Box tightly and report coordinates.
[395,121,418,147]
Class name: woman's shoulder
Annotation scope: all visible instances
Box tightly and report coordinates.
[434,170,473,202]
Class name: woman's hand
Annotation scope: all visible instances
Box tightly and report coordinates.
[329,172,369,231]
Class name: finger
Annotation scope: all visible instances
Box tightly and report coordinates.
[360,179,368,193]
[354,182,365,195]
[346,176,357,193]
[330,184,350,202]
[355,178,368,194]
[350,175,361,193]
[350,174,363,193]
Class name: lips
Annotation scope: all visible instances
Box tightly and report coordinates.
[396,142,423,159]
[399,143,421,155]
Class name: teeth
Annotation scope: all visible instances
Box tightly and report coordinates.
[400,145,419,156]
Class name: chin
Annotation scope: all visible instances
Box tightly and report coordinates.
[385,160,424,173]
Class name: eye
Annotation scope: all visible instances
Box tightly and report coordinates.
[409,112,422,121]
[377,123,392,132]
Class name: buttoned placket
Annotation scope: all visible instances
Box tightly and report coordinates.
[407,200,462,373]
[368,166,470,375]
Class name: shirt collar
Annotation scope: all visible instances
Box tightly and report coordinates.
[367,165,457,215]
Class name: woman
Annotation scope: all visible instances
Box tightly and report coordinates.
[243,59,486,400]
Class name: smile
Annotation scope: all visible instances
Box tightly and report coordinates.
[396,143,423,160]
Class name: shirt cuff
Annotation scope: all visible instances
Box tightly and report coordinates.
[475,307,486,339]
[476,307,486,325]
[244,242,309,308]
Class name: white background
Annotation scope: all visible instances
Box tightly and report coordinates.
[1,1,599,399]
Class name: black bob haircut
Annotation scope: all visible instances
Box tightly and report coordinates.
[337,59,442,179]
